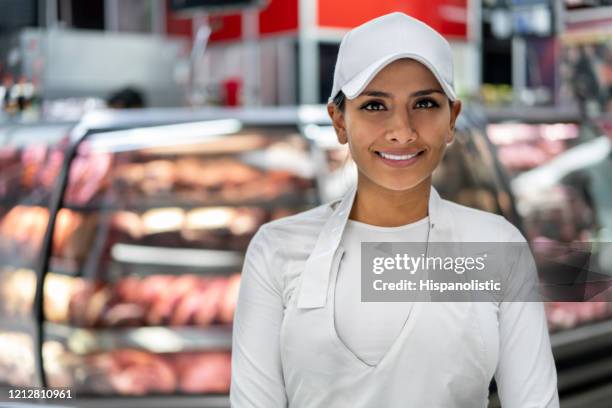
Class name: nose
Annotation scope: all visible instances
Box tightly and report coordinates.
[385,110,417,144]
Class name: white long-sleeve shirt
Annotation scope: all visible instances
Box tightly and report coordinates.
[230,183,560,408]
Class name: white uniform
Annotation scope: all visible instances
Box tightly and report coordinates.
[230,183,560,408]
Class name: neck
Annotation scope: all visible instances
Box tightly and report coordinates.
[349,176,431,227]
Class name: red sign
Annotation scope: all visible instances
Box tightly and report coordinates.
[259,0,298,35]
[166,0,464,41]
[209,14,243,42]
[166,0,298,42]
[317,0,468,40]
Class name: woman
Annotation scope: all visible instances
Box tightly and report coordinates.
[231,12,559,408]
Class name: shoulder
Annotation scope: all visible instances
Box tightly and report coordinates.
[246,201,333,267]
[257,201,332,245]
[440,198,526,242]
[245,202,333,300]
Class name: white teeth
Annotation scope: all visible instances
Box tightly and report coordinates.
[379,151,419,160]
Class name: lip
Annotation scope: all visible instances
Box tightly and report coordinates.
[374,149,424,168]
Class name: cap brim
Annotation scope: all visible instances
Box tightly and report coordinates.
[341,53,457,102]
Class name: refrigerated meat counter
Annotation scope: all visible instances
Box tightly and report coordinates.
[0,105,611,407]
[484,107,612,408]
[0,107,343,407]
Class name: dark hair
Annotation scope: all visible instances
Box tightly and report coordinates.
[107,87,146,109]
[331,90,454,113]
[332,91,347,112]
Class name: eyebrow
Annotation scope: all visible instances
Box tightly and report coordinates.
[360,89,445,98]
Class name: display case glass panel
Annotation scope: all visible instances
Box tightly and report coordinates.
[42,122,319,396]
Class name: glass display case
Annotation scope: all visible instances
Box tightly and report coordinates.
[484,110,612,407]
[486,118,612,330]
[37,118,320,401]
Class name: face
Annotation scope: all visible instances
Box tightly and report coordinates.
[327,58,462,192]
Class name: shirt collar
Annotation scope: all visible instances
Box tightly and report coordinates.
[296,183,447,309]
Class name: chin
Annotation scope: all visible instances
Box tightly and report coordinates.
[374,177,429,192]
[357,166,433,192]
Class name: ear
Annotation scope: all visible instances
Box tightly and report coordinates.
[446,99,462,144]
[327,103,348,145]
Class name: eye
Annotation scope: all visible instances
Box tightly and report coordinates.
[360,101,386,111]
[414,98,440,109]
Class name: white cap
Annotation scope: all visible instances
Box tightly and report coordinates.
[328,12,456,104]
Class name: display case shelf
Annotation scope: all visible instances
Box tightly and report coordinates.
[43,322,233,355]
[110,244,244,271]
[0,317,36,333]
[109,261,242,277]
[551,318,612,360]
[62,190,319,213]
[0,258,84,277]
[0,196,49,208]
[29,394,231,408]
[557,354,612,393]
[0,260,38,271]
[49,246,246,276]
[0,392,230,408]
[48,258,80,276]
[560,381,612,408]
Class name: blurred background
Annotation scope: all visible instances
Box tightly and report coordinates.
[0,0,611,407]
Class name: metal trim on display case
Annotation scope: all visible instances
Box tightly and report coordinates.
[61,188,318,213]
[0,403,75,408]
[78,395,230,408]
[69,105,332,140]
[110,244,244,269]
[44,322,233,355]
[32,122,86,388]
[0,395,230,408]
[485,105,582,124]
[462,107,526,232]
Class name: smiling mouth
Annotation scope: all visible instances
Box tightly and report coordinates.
[375,150,424,161]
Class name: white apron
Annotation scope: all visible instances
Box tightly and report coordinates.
[280,185,495,408]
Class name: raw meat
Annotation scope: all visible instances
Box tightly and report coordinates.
[218,273,241,323]
[178,352,231,394]
[194,278,228,326]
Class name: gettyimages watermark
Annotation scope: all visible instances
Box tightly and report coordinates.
[361,241,612,302]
